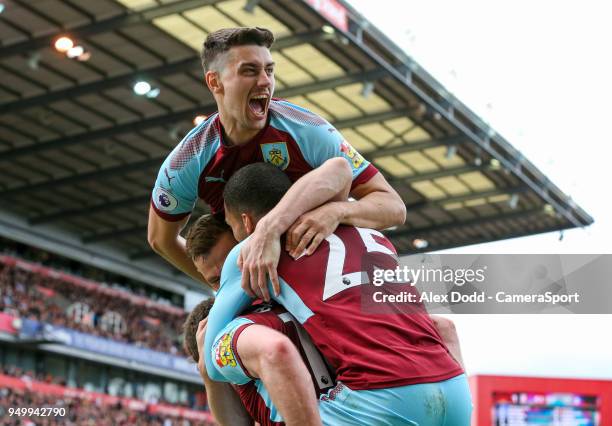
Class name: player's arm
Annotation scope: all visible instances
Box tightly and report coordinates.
[236,325,321,426]
[148,142,211,287]
[147,209,207,285]
[285,171,405,257]
[196,319,253,426]
[239,157,352,299]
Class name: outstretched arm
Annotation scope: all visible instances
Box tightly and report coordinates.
[147,209,208,286]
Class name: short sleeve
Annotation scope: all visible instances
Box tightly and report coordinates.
[204,242,255,382]
[151,116,221,221]
[270,101,378,189]
[151,146,199,221]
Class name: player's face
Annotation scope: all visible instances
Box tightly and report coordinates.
[216,45,275,135]
[224,207,249,242]
[193,232,237,289]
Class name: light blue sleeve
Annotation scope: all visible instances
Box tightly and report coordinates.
[204,242,255,382]
[271,100,372,181]
[151,120,219,219]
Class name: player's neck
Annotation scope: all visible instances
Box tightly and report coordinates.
[219,114,259,147]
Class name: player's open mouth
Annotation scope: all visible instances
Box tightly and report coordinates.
[248,94,269,119]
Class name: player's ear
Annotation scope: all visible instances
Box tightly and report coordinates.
[241,213,254,235]
[205,70,223,94]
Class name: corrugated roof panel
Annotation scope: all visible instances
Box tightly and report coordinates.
[217,0,291,37]
[374,156,413,177]
[336,83,390,114]
[114,0,158,11]
[411,180,446,200]
[356,123,395,145]
[153,15,208,51]
[341,128,377,151]
[184,6,238,33]
[306,89,360,119]
[458,171,496,191]
[488,194,511,203]
[398,151,439,173]
[274,53,313,85]
[433,176,470,195]
[403,126,431,142]
[423,146,466,168]
[281,45,343,80]
[384,117,416,134]
[285,96,332,121]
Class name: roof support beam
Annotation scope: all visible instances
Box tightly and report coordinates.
[385,207,545,239]
[0,68,389,162]
[83,225,147,244]
[366,134,466,159]
[389,165,482,186]
[0,0,217,60]
[0,29,332,116]
[0,110,408,198]
[29,195,151,225]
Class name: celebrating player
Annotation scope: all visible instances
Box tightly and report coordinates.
[148,27,406,296]
[184,296,333,426]
[203,163,472,425]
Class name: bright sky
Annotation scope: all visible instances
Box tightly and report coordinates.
[348,0,612,379]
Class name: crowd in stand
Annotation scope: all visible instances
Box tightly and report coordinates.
[0,259,187,356]
[0,386,214,426]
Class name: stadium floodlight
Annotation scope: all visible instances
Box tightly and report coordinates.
[133,81,152,96]
[322,25,335,35]
[193,115,207,126]
[54,36,74,53]
[489,158,501,170]
[543,204,555,216]
[0,3,5,14]
[66,45,84,59]
[146,88,160,98]
[412,238,429,249]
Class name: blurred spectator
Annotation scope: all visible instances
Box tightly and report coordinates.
[0,261,186,356]
[0,386,214,426]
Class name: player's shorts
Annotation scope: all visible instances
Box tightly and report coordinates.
[210,317,255,385]
[318,374,472,426]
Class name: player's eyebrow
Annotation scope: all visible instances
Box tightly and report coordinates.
[239,61,275,69]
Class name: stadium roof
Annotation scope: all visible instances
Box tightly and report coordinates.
[0,0,593,294]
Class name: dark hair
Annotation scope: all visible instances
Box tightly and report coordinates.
[185,214,232,260]
[223,163,292,219]
[182,298,215,362]
[202,27,275,72]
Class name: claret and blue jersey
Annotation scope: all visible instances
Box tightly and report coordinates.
[151,99,378,220]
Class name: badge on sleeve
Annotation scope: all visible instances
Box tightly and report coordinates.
[155,187,178,212]
[261,142,290,170]
[340,140,364,169]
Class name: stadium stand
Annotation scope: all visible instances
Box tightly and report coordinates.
[0,373,214,425]
[0,239,187,356]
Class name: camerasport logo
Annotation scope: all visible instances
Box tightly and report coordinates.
[155,188,178,212]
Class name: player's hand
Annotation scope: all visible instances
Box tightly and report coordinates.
[196,318,209,382]
[238,226,281,302]
[286,203,341,258]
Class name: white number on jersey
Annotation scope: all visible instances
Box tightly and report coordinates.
[322,228,396,301]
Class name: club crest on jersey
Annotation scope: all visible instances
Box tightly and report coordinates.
[214,333,237,368]
[261,142,290,170]
[340,140,364,169]
[154,187,178,212]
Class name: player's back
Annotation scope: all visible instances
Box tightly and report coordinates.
[276,225,463,390]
